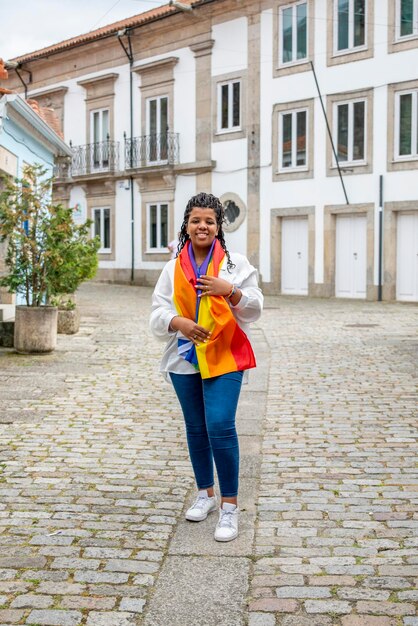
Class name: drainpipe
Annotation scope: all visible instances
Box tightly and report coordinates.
[117,29,135,283]
[5,62,32,99]
[378,175,384,302]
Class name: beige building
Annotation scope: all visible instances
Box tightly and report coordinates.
[2,0,418,302]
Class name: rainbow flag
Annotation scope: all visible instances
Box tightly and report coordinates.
[173,239,256,379]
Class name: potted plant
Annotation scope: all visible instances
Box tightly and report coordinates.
[47,206,100,335]
[51,296,80,335]
[0,163,99,353]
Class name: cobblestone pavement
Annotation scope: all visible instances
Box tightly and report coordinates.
[250,296,418,626]
[0,284,417,626]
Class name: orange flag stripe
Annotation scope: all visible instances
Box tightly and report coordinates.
[173,241,256,379]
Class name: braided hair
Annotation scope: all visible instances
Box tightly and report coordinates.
[177,192,235,272]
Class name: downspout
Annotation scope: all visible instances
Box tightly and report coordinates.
[5,62,32,99]
[117,30,135,283]
[378,175,383,301]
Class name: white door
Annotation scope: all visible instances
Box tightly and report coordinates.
[397,212,418,302]
[281,218,308,295]
[335,215,367,298]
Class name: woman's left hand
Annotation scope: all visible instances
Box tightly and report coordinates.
[196,275,233,297]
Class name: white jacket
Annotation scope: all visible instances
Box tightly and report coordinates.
[150,252,263,381]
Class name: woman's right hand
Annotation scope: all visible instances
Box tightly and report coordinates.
[169,316,211,344]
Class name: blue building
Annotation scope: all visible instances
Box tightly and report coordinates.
[0,91,72,304]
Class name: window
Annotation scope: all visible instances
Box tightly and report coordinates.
[397,0,418,38]
[280,1,308,65]
[334,0,366,53]
[93,207,111,252]
[146,96,168,163]
[147,203,168,251]
[333,99,366,164]
[90,109,109,170]
[217,80,241,132]
[395,90,418,159]
[273,98,314,180]
[279,109,308,170]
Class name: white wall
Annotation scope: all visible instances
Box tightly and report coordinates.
[212,17,248,76]
[259,0,418,287]
[174,47,196,165]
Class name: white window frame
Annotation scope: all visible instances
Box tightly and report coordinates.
[396,0,418,40]
[333,0,367,55]
[147,202,169,252]
[278,107,309,172]
[90,108,110,171]
[146,95,169,164]
[92,207,111,253]
[279,1,308,67]
[332,98,367,166]
[394,89,418,160]
[217,80,241,133]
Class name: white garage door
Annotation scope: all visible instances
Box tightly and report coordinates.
[397,212,418,302]
[335,214,367,299]
[281,217,308,295]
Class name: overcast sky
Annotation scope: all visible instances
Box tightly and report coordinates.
[1,0,166,61]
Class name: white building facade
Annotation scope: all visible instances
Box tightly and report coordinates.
[3,0,418,301]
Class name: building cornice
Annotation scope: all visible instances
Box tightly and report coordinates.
[77,73,119,88]
[132,57,179,76]
[189,39,215,57]
[27,85,69,98]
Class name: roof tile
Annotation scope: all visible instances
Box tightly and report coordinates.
[10,0,196,64]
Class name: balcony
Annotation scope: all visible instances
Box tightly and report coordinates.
[70,139,120,177]
[124,132,179,169]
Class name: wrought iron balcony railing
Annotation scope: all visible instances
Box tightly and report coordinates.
[124,132,179,169]
[70,140,120,176]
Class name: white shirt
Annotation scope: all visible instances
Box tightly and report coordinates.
[150,252,263,382]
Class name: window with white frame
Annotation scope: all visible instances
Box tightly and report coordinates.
[334,0,366,53]
[91,109,110,170]
[279,1,308,65]
[147,203,168,251]
[279,108,308,170]
[333,99,366,164]
[397,0,418,39]
[146,96,168,163]
[93,207,111,252]
[395,90,418,159]
[217,80,241,132]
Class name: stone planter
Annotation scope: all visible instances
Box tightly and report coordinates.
[14,305,58,354]
[57,307,80,334]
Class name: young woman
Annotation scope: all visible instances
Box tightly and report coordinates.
[150,192,263,542]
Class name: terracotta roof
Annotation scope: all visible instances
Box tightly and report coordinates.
[10,0,196,64]
[25,99,63,139]
[0,59,8,80]
[36,107,64,140]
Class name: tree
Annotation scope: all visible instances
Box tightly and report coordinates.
[0,163,99,306]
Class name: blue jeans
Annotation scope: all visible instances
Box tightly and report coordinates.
[170,371,243,497]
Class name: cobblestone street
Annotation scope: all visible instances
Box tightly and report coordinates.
[0,283,417,626]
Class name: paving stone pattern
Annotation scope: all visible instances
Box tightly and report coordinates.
[250,296,418,625]
[0,284,194,625]
[0,284,417,625]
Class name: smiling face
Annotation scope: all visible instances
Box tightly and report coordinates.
[186,207,219,256]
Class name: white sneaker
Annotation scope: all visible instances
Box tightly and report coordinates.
[214,502,239,542]
[185,490,217,522]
